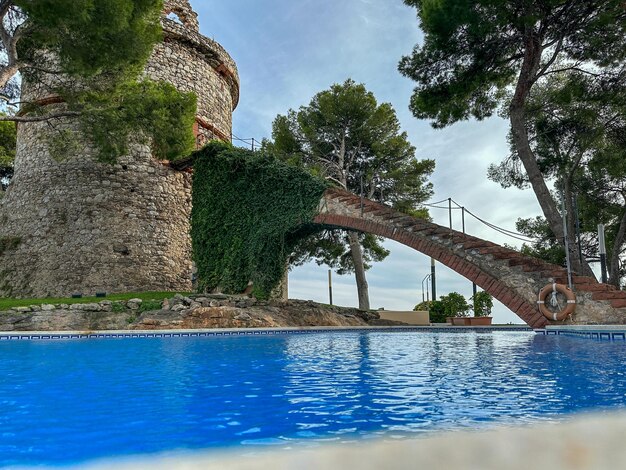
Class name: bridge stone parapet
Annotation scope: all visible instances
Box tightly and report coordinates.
[314,189,626,328]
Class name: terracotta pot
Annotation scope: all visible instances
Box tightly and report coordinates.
[451,317,470,326]
[468,317,493,326]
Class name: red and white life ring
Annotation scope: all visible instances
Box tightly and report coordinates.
[537,283,576,321]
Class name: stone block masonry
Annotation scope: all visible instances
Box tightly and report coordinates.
[0,1,239,298]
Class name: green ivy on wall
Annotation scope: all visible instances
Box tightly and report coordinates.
[191,142,328,298]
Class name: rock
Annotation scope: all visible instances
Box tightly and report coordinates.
[162,298,170,310]
[206,294,229,300]
[80,303,102,312]
[41,304,56,311]
[0,300,379,331]
[127,299,143,310]
[189,301,201,310]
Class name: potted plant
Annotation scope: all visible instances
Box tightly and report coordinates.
[469,291,494,326]
[439,292,471,326]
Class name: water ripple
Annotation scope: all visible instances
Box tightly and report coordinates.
[0,332,625,466]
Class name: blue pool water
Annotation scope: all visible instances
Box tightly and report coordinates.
[1,331,625,467]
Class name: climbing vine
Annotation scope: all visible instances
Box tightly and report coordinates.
[191,142,328,298]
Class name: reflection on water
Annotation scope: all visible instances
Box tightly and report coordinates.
[0,332,624,466]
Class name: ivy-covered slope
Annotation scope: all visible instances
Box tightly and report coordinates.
[191,142,327,298]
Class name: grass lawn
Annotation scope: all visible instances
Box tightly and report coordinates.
[0,292,190,312]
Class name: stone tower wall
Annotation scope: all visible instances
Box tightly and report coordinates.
[0,0,239,298]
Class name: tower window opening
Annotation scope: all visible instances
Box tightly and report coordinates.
[166,12,184,25]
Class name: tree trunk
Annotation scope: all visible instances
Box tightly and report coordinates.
[609,207,626,289]
[563,180,595,277]
[509,33,595,276]
[348,231,370,311]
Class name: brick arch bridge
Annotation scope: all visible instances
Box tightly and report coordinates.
[314,189,626,329]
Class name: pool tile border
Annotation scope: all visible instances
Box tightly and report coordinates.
[536,325,626,341]
[0,325,532,341]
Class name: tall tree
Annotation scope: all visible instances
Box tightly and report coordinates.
[0,0,195,162]
[399,0,626,277]
[266,79,435,310]
[489,71,626,286]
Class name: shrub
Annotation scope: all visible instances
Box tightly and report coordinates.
[428,300,447,323]
[439,292,471,318]
[413,301,430,311]
[472,291,494,317]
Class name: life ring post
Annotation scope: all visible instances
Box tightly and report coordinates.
[537,283,576,321]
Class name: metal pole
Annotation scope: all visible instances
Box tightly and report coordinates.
[431,257,436,301]
[422,274,431,303]
[573,194,583,269]
[598,224,608,284]
[561,191,573,289]
[461,207,478,296]
[251,138,255,152]
[360,174,364,217]
[461,207,465,233]
[448,198,452,229]
[328,269,333,306]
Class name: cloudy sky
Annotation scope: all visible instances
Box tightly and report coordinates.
[190,0,543,324]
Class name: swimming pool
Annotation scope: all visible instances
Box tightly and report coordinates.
[1,330,625,467]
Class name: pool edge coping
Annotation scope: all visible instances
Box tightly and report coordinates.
[0,325,533,340]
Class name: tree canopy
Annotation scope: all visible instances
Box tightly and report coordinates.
[400,0,626,278]
[0,0,196,163]
[489,70,626,286]
[265,79,435,310]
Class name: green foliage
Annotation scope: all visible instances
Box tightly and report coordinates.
[289,230,390,275]
[515,216,566,266]
[2,1,196,163]
[16,0,163,81]
[110,302,126,313]
[439,292,470,318]
[399,0,626,128]
[0,237,21,256]
[265,79,434,277]
[471,291,493,317]
[0,119,16,190]
[138,300,163,313]
[414,300,447,323]
[400,0,626,278]
[191,142,328,299]
[488,70,626,282]
[66,79,197,163]
[428,300,447,323]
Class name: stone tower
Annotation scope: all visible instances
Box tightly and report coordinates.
[0,0,239,298]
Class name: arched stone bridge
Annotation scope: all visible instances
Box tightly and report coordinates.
[314,188,626,329]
